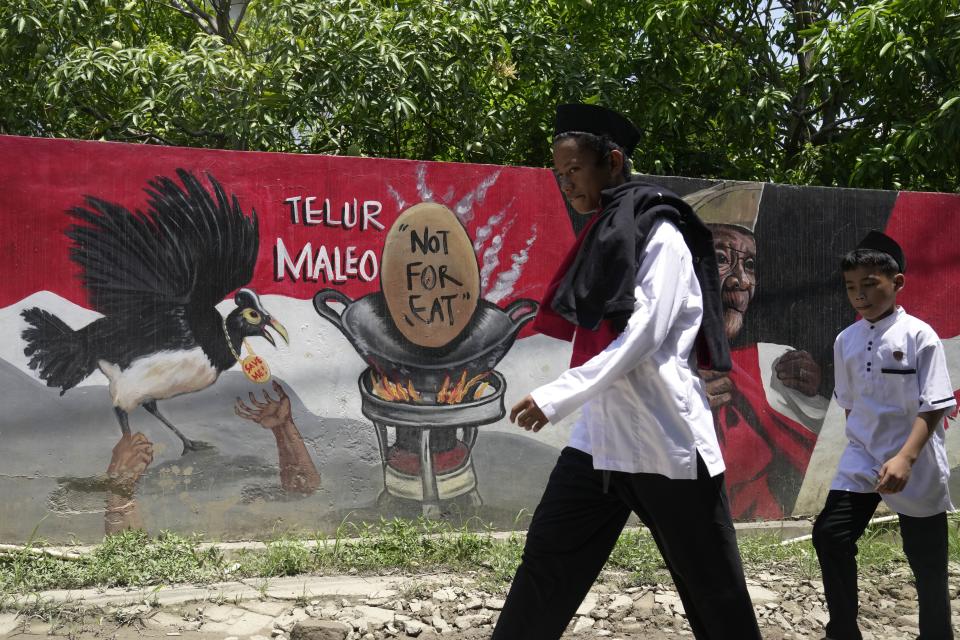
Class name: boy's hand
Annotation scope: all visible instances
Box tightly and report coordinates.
[510,395,549,432]
[876,454,912,493]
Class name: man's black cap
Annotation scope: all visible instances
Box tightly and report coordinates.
[857,229,906,273]
[554,103,641,155]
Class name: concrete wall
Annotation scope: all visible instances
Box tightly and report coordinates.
[0,135,957,543]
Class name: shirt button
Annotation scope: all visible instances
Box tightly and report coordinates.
[867,347,871,351]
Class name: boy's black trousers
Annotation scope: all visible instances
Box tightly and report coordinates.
[813,489,953,640]
[490,447,762,640]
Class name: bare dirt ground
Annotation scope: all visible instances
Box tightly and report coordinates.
[2,563,959,639]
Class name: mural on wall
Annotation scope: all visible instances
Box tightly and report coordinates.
[235,382,322,495]
[1,134,959,543]
[313,202,538,517]
[22,170,289,454]
[684,182,825,520]
[0,135,567,542]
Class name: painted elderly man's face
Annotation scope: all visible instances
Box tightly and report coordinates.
[711,225,757,340]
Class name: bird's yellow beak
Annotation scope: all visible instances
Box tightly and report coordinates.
[262,317,289,347]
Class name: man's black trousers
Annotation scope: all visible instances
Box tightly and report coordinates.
[491,447,762,640]
[813,489,953,640]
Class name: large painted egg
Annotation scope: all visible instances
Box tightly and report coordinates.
[380,202,480,348]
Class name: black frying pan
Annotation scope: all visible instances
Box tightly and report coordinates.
[313,288,538,390]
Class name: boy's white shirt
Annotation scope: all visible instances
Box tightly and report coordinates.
[832,306,956,517]
[530,218,724,479]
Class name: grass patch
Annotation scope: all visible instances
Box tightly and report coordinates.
[256,537,313,577]
[2,514,958,598]
[854,519,909,569]
[739,533,821,579]
[0,530,228,593]
[309,517,527,589]
[606,528,667,584]
[89,530,227,586]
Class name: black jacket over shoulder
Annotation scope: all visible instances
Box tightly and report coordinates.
[550,178,731,372]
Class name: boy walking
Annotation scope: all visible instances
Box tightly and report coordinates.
[814,230,956,640]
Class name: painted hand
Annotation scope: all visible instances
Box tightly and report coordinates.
[699,368,733,409]
[876,455,912,494]
[510,395,549,433]
[235,381,292,430]
[107,432,154,494]
[775,350,821,397]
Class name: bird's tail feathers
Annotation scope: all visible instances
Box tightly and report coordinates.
[20,307,92,393]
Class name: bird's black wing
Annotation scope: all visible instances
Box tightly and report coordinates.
[77,308,197,369]
[68,169,259,317]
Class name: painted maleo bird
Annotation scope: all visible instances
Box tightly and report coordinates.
[21,169,288,455]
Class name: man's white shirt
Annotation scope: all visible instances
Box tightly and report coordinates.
[530,219,724,479]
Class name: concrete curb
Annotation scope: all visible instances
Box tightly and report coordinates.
[2,575,422,609]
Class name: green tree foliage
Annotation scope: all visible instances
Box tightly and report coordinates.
[1,0,958,191]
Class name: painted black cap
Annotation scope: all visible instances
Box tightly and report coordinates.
[554,104,641,155]
[857,229,906,273]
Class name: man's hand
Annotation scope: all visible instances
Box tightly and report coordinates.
[775,350,821,397]
[510,395,549,432]
[876,454,912,494]
[699,368,733,409]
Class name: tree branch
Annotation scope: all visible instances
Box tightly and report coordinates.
[168,0,217,35]
[795,80,852,117]
[810,114,865,144]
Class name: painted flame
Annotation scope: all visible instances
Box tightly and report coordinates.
[371,371,490,405]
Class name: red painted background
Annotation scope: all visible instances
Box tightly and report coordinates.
[0,135,572,310]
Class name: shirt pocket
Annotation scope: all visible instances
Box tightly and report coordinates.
[876,342,917,413]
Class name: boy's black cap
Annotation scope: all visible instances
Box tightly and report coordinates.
[554,104,641,155]
[857,229,906,273]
